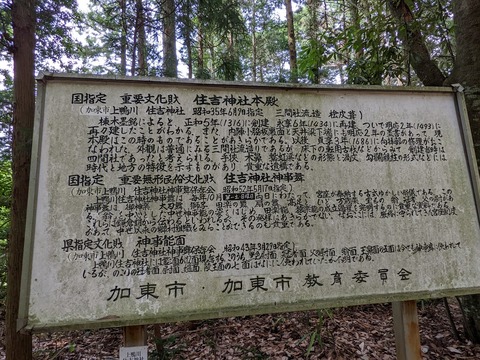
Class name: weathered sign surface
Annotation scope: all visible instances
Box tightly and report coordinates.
[19,73,480,331]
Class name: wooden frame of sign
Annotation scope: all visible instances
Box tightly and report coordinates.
[19,75,480,358]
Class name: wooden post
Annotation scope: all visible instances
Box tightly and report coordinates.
[392,300,422,360]
[123,325,147,347]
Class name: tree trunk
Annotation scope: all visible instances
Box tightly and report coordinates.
[197,27,205,78]
[251,0,257,82]
[306,0,320,83]
[186,34,193,78]
[131,14,138,76]
[447,0,480,342]
[162,0,177,77]
[120,0,127,75]
[184,0,193,78]
[208,43,215,79]
[285,0,298,82]
[136,0,148,76]
[6,0,35,358]
[225,31,235,81]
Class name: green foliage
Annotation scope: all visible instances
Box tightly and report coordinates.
[341,22,406,85]
[36,0,81,71]
[0,159,11,302]
[0,71,13,160]
[247,6,290,83]
[78,0,167,76]
[193,0,248,81]
[0,0,13,59]
[80,0,250,78]
[29,0,454,85]
[82,0,138,74]
[1,0,83,73]
[298,38,332,83]
[194,67,212,80]
[294,0,455,85]
[413,0,454,75]
[1,0,458,83]
[0,71,13,301]
[216,52,242,81]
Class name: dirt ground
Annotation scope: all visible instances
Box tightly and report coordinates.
[1,298,480,359]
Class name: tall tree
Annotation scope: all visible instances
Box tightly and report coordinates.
[250,0,258,81]
[162,0,177,77]
[285,0,298,82]
[6,0,35,358]
[178,0,194,78]
[195,0,208,78]
[134,0,147,75]
[120,0,127,74]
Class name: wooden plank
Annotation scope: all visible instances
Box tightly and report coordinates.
[392,301,422,360]
[123,325,147,347]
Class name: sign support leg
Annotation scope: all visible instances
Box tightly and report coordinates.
[392,300,422,360]
[123,325,147,347]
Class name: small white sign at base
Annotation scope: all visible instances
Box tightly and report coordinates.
[119,346,148,360]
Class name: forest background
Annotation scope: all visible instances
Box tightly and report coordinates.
[1,0,480,358]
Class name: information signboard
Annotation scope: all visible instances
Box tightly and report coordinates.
[19,73,480,331]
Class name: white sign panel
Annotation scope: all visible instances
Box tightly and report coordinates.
[19,74,480,331]
[119,346,148,360]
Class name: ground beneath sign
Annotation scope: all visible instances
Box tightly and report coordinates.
[2,299,480,359]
